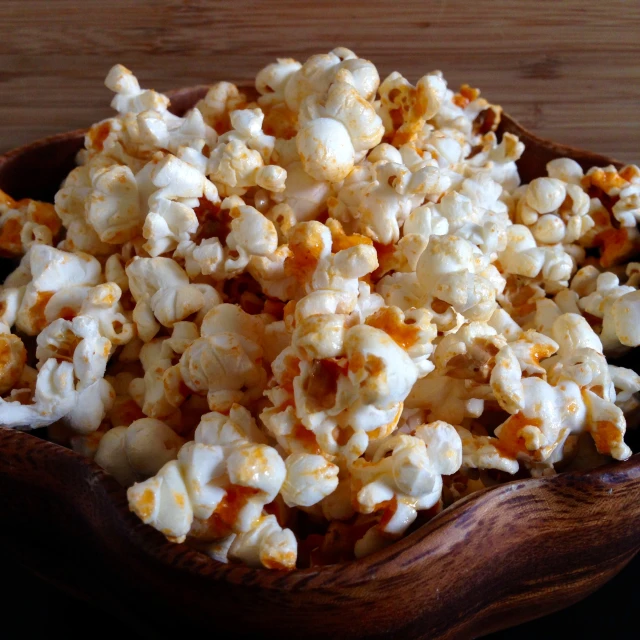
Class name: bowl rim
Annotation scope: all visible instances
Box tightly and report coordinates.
[2,425,639,586]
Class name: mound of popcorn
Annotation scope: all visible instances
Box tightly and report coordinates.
[2,49,639,570]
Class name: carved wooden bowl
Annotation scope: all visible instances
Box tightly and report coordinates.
[1,86,639,639]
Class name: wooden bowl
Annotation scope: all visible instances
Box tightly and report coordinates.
[1,87,639,639]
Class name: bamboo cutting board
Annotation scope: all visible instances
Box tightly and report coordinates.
[1,0,639,162]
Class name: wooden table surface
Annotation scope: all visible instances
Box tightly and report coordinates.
[2,0,639,163]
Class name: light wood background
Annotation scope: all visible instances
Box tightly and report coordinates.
[1,0,639,162]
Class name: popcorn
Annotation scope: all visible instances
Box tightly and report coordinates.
[35,316,115,433]
[174,307,267,412]
[127,459,193,542]
[498,225,573,289]
[297,80,384,182]
[330,159,449,245]
[207,109,284,196]
[105,64,170,115]
[578,271,640,352]
[15,245,101,335]
[228,514,297,569]
[464,132,524,191]
[0,192,61,257]
[0,332,27,395]
[138,107,217,160]
[406,371,484,425]
[273,161,331,222]
[128,405,292,561]
[454,426,520,474]
[350,426,461,538]
[515,172,593,245]
[94,418,184,486]
[377,71,447,147]
[130,338,179,419]
[0,359,79,428]
[1,51,637,570]
[196,82,247,133]
[143,154,219,257]
[409,181,509,262]
[258,48,379,114]
[417,234,503,323]
[280,452,339,507]
[87,164,148,244]
[126,256,208,339]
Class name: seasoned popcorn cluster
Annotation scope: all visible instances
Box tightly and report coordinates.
[1,49,639,570]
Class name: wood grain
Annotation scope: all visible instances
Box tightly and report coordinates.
[1,0,639,162]
[0,88,639,639]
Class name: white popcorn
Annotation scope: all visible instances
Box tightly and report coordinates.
[413,421,463,475]
[454,426,519,474]
[332,325,418,431]
[434,322,506,381]
[128,459,193,542]
[128,405,288,558]
[86,164,147,244]
[228,514,297,569]
[364,306,437,377]
[259,48,379,113]
[546,158,584,184]
[126,256,210,337]
[282,220,378,296]
[105,65,170,115]
[350,430,460,537]
[0,286,25,330]
[227,203,279,261]
[44,282,135,346]
[609,365,640,413]
[525,177,567,214]
[132,337,187,419]
[207,109,284,196]
[143,154,219,257]
[281,452,340,507]
[3,51,637,571]
[296,115,355,183]
[406,371,484,425]
[499,225,574,291]
[0,359,80,429]
[464,132,524,190]
[297,81,384,182]
[177,331,266,412]
[330,160,449,245]
[195,82,246,131]
[274,161,331,222]
[292,313,347,360]
[417,234,503,323]
[578,271,640,353]
[138,107,216,158]
[28,315,115,433]
[95,418,184,486]
[516,174,592,245]
[15,245,101,335]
